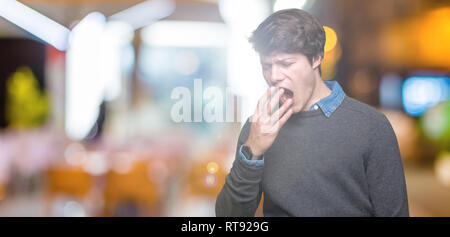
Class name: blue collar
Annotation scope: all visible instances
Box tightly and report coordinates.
[309,80,346,118]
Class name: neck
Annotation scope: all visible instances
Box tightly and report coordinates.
[303,73,332,111]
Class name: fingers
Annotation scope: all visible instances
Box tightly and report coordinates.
[254,87,276,122]
[251,88,294,137]
[273,106,293,131]
[256,87,276,114]
[270,98,292,122]
[270,98,293,128]
[267,88,284,115]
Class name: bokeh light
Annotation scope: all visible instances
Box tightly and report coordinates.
[64,142,87,166]
[206,161,219,174]
[435,151,450,187]
[202,173,218,188]
[323,26,338,53]
[380,109,420,160]
[63,200,86,217]
[174,51,200,76]
[421,100,450,148]
[402,76,450,117]
[273,0,310,12]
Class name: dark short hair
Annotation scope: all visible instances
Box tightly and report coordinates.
[249,9,326,67]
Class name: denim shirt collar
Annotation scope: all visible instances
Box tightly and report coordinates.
[309,80,346,118]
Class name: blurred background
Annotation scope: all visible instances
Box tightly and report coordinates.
[0,0,449,217]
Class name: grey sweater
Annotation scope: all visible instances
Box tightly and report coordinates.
[215,96,409,217]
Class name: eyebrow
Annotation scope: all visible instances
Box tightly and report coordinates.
[262,57,296,64]
[276,57,296,61]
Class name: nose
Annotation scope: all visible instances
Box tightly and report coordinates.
[270,65,285,85]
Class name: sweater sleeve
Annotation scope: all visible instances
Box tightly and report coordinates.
[215,119,264,217]
[365,115,409,217]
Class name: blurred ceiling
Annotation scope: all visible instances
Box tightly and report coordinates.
[0,0,222,37]
[1,0,449,71]
[20,0,217,3]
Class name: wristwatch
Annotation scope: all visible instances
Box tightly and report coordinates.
[242,145,263,161]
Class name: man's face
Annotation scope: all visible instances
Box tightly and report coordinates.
[260,51,319,113]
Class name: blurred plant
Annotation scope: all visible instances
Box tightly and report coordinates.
[5,66,49,128]
[421,100,450,151]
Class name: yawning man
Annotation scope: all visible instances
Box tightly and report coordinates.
[216,9,409,217]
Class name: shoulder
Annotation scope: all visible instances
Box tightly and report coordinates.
[336,96,396,144]
[339,96,391,128]
[339,97,400,160]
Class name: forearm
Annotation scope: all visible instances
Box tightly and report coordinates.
[215,150,264,217]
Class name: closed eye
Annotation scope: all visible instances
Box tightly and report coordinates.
[280,62,294,67]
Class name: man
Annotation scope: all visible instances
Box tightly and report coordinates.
[215,9,409,217]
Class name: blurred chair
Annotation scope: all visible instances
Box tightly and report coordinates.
[103,161,159,216]
[46,168,93,196]
[44,166,93,216]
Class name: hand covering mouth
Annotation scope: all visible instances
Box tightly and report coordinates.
[279,87,294,104]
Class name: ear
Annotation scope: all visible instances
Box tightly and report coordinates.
[312,55,323,69]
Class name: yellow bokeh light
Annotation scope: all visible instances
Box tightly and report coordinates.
[323,26,338,53]
[206,162,219,174]
[321,43,341,80]
[435,151,450,187]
